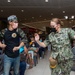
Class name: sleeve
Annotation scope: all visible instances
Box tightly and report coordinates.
[0,32,2,41]
[43,35,50,47]
[0,30,4,41]
[68,28,75,39]
[18,28,28,44]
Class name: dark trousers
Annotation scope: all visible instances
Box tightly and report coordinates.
[20,61,26,75]
[9,61,26,75]
[38,47,45,57]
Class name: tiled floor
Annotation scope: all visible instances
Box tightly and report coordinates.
[25,51,75,75]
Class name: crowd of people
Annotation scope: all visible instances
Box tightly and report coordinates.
[0,15,75,75]
[0,15,46,75]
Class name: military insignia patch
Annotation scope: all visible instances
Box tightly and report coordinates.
[12,33,17,38]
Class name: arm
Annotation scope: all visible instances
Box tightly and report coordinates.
[0,30,6,49]
[34,33,50,47]
[18,42,24,49]
[13,28,28,52]
[24,46,28,54]
[18,28,28,44]
[34,33,46,47]
[0,42,6,49]
[36,40,46,47]
[0,31,3,48]
[68,28,75,39]
[0,41,2,48]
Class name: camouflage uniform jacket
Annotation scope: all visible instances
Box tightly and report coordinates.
[44,28,75,61]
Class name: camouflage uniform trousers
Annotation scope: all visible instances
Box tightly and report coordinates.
[51,59,73,75]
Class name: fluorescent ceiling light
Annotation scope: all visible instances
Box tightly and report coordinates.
[1,10,3,12]
[21,10,24,12]
[7,0,11,2]
[63,11,65,13]
[51,13,53,15]
[64,16,68,19]
[71,16,74,19]
[45,0,48,2]
[32,17,34,19]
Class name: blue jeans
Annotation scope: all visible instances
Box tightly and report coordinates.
[3,54,20,75]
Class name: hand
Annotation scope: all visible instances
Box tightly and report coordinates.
[34,33,40,41]
[13,46,19,52]
[49,57,57,66]
[1,44,6,49]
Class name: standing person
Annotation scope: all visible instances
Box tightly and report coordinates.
[0,15,28,75]
[34,18,75,75]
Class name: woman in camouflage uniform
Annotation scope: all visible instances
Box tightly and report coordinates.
[35,18,75,75]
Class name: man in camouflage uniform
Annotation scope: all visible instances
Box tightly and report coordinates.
[35,18,75,75]
[0,15,28,75]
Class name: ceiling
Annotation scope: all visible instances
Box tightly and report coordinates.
[0,0,75,30]
[0,0,75,22]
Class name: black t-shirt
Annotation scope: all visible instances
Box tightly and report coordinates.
[4,29,20,58]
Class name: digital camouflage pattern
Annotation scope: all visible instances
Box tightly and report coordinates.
[44,28,75,75]
[51,59,73,75]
